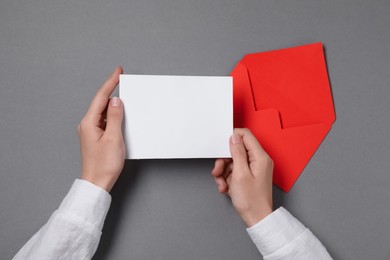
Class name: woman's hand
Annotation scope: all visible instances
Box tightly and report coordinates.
[212,128,273,227]
[78,67,125,192]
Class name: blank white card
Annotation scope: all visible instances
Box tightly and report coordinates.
[119,74,232,159]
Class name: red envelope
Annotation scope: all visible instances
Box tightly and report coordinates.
[231,43,335,192]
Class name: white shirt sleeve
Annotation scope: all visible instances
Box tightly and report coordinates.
[14,181,332,260]
[13,179,111,260]
[247,207,332,260]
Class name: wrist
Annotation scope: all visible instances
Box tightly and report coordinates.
[81,171,115,192]
[240,206,273,227]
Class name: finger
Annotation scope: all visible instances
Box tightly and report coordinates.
[224,158,232,163]
[222,161,233,179]
[214,176,228,193]
[234,128,268,159]
[104,97,123,138]
[229,133,250,175]
[212,159,226,177]
[85,67,123,122]
[226,173,232,187]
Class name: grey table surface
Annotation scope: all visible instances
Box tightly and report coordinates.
[1,0,389,259]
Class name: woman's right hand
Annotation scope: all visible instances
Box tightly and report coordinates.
[211,128,274,227]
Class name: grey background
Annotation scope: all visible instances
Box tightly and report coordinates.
[1,0,389,259]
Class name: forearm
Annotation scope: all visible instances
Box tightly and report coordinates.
[13,179,111,260]
[247,207,332,260]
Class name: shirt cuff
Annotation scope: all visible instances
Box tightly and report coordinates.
[58,179,112,231]
[246,207,306,257]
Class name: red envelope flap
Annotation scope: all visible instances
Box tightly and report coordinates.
[242,42,335,128]
[252,116,332,191]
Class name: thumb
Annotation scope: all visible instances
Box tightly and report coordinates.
[230,133,249,173]
[105,97,123,137]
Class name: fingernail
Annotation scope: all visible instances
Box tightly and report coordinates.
[111,97,120,107]
[231,133,241,144]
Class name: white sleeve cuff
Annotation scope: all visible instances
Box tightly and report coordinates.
[246,207,306,257]
[58,179,112,230]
